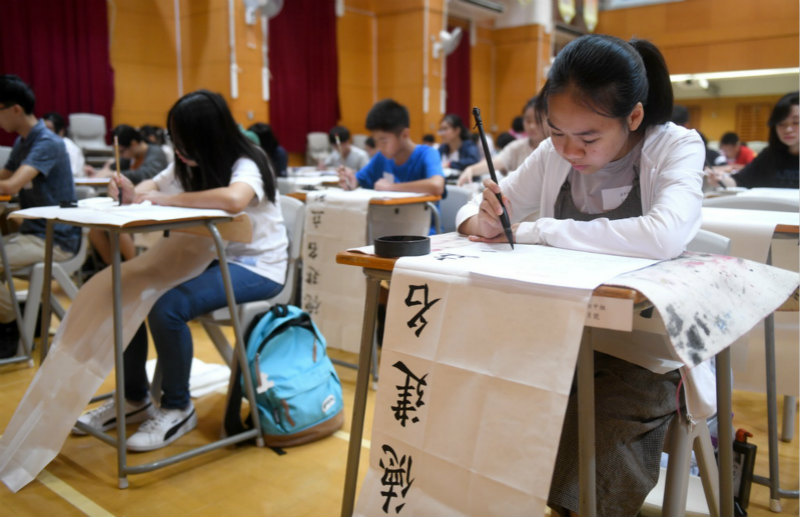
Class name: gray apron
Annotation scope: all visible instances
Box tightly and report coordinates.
[547,172,681,517]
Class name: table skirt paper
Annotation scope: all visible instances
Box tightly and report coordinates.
[354,267,593,516]
[301,190,372,354]
[0,233,217,492]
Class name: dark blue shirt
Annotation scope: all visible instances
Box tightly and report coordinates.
[438,138,480,171]
[5,120,81,253]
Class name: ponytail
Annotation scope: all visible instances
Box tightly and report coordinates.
[536,34,673,131]
[630,39,673,128]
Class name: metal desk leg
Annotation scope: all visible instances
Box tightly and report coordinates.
[752,247,799,509]
[110,231,129,489]
[39,221,55,361]
[782,396,796,442]
[0,230,33,365]
[716,346,734,517]
[341,268,384,517]
[205,222,264,445]
[577,327,597,517]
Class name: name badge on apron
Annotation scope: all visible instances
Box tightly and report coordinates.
[601,185,633,211]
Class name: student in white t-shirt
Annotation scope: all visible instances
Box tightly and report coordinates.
[73,90,288,452]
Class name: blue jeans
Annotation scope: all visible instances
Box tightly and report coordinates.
[124,261,283,409]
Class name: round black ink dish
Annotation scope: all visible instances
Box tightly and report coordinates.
[374,235,430,258]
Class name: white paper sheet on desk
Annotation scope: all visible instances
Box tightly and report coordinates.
[608,251,799,367]
[12,204,232,228]
[355,261,592,516]
[397,242,657,290]
[701,207,798,263]
[0,233,216,492]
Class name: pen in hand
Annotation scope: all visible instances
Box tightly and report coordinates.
[472,107,514,250]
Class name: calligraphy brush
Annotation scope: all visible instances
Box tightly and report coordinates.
[472,107,514,249]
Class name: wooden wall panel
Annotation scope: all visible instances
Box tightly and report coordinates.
[677,94,782,144]
[470,25,495,131]
[109,0,178,128]
[337,6,376,135]
[491,24,549,140]
[597,0,798,74]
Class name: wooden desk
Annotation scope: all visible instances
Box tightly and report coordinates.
[287,190,441,206]
[335,250,744,517]
[25,208,263,488]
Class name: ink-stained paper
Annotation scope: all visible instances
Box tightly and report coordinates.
[0,233,218,492]
[607,252,799,367]
[301,190,433,353]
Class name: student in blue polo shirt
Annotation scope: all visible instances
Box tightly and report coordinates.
[337,99,445,197]
[0,74,80,358]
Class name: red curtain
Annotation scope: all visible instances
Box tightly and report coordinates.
[0,0,114,146]
[268,0,339,153]
[445,27,470,126]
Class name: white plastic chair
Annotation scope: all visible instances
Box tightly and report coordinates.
[14,228,90,352]
[306,132,331,166]
[0,146,12,169]
[439,185,473,233]
[68,113,111,152]
[198,195,305,366]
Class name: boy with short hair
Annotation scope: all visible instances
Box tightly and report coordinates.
[719,131,756,171]
[337,99,444,196]
[0,74,80,357]
[321,125,369,171]
[85,124,167,184]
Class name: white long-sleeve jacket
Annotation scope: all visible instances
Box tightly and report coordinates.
[456,122,705,259]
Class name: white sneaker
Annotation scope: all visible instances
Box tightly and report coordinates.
[127,404,197,452]
[72,397,155,436]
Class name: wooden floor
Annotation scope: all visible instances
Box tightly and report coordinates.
[0,312,797,516]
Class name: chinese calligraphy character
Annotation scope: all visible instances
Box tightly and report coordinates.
[303,293,321,315]
[404,284,440,337]
[307,241,318,260]
[311,209,324,229]
[379,444,414,513]
[390,361,427,427]
[305,265,320,285]
[433,252,477,261]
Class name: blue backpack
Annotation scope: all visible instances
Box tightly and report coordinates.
[225,304,344,448]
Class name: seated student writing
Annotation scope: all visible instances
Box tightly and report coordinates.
[320,125,370,172]
[437,113,480,172]
[86,124,171,265]
[337,99,445,197]
[709,91,798,189]
[74,90,288,451]
[0,75,81,358]
[457,35,704,516]
[84,124,168,183]
[457,97,548,186]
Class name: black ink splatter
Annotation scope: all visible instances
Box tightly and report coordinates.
[685,325,705,351]
[665,305,683,337]
[694,314,710,336]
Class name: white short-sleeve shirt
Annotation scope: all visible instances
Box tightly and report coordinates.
[152,159,288,285]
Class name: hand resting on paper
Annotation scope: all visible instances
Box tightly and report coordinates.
[460,177,517,243]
